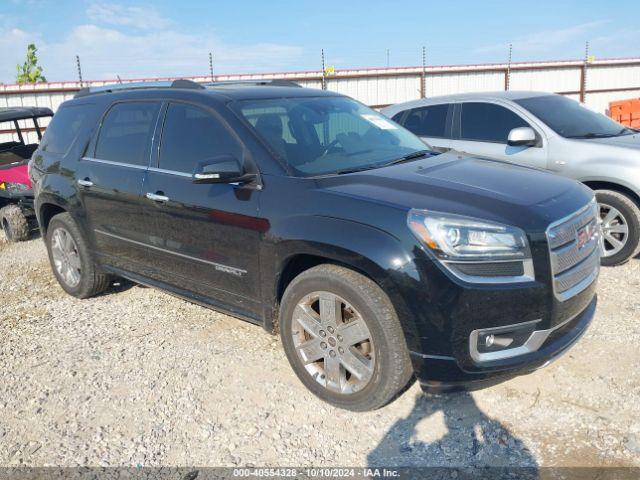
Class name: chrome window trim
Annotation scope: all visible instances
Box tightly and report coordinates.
[94,229,247,277]
[81,157,147,170]
[469,310,579,363]
[441,258,535,285]
[148,167,192,178]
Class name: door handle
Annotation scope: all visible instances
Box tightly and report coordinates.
[77,179,94,188]
[146,192,170,203]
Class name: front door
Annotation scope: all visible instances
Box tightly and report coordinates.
[452,102,548,169]
[76,101,161,271]
[142,101,264,319]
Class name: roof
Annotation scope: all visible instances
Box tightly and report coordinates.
[0,107,54,123]
[381,91,554,116]
[73,79,339,102]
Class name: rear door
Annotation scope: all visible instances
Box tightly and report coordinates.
[75,101,161,270]
[393,103,454,152]
[141,101,264,319]
[452,102,548,169]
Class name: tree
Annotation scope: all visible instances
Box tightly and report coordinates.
[15,43,47,84]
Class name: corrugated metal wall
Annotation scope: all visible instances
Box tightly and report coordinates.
[2,57,640,144]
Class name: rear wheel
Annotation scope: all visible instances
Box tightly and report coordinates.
[45,212,111,298]
[0,204,30,242]
[596,190,640,266]
[279,264,413,411]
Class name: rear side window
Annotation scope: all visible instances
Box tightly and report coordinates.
[94,102,160,166]
[460,103,528,143]
[159,103,241,174]
[398,104,449,138]
[40,105,90,154]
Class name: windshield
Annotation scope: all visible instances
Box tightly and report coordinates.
[515,95,633,139]
[233,96,429,176]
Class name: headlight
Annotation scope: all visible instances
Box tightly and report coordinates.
[408,209,534,283]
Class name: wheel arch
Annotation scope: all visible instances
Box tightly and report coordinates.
[582,180,640,207]
[38,201,68,236]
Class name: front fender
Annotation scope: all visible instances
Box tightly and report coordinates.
[261,215,426,351]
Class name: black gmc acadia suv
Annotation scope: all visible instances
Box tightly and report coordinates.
[30,80,600,411]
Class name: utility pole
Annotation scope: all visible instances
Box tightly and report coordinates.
[209,52,214,82]
[321,49,327,90]
[420,46,426,98]
[386,49,390,67]
[505,43,513,91]
[76,55,83,87]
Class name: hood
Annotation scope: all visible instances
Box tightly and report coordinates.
[316,151,593,232]
[581,132,640,149]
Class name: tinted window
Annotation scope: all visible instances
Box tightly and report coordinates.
[460,103,529,143]
[233,96,428,177]
[401,104,449,137]
[95,102,159,166]
[159,103,241,173]
[515,95,633,138]
[40,106,89,154]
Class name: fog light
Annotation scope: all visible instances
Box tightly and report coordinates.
[471,320,541,363]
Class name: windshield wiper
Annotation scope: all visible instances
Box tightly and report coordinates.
[567,132,622,139]
[335,165,380,175]
[381,149,431,167]
[334,150,431,175]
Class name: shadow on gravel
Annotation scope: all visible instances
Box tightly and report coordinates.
[367,391,538,476]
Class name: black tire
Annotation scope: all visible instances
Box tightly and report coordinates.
[45,212,111,298]
[596,190,640,267]
[0,204,30,242]
[279,264,413,411]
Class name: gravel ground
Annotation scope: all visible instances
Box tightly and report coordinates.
[0,233,639,468]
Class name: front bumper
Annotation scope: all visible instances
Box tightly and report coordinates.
[410,294,596,391]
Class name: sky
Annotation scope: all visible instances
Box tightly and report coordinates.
[1,0,639,84]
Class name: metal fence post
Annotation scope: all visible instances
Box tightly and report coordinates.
[580,41,589,103]
[76,55,83,87]
[321,49,327,90]
[505,43,512,91]
[420,46,426,98]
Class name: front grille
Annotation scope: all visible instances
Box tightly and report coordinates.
[546,202,600,301]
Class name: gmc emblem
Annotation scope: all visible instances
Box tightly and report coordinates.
[577,222,596,249]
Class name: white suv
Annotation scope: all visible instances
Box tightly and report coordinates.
[382,92,640,266]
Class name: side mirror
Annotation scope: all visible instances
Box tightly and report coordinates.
[193,155,250,184]
[507,127,538,147]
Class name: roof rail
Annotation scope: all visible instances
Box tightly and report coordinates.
[74,79,205,98]
[206,79,301,88]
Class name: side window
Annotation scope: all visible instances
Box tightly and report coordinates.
[94,102,160,166]
[159,103,242,174]
[460,103,529,143]
[40,105,90,154]
[400,104,449,138]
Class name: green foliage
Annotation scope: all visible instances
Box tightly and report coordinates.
[15,43,47,84]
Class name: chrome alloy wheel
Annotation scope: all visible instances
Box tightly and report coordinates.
[599,202,629,258]
[291,291,375,394]
[50,227,82,288]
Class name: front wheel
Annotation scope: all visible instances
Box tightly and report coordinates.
[596,190,640,266]
[279,264,413,411]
